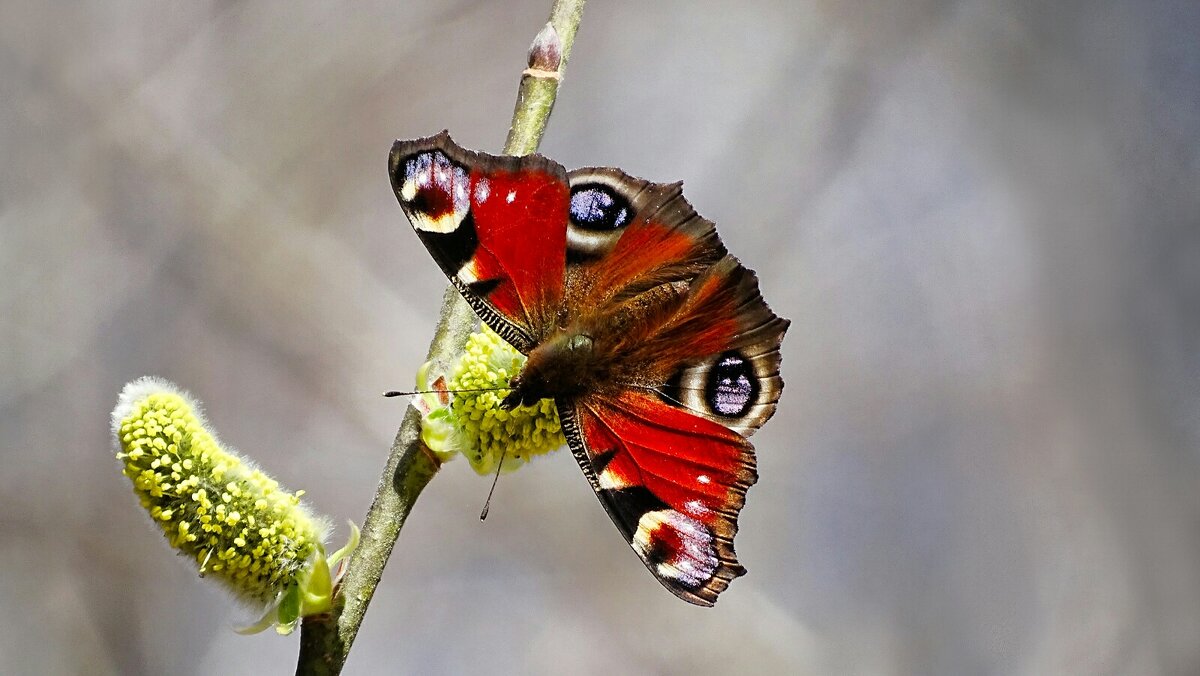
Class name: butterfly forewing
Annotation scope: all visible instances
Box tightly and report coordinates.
[562,167,727,309]
[389,133,570,351]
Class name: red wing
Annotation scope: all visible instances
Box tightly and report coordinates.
[390,133,569,351]
[560,390,757,606]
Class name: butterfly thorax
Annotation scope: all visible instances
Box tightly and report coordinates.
[500,329,607,409]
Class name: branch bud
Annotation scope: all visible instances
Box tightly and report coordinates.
[527,22,563,74]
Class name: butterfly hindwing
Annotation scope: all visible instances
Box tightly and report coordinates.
[560,390,757,606]
[390,133,571,351]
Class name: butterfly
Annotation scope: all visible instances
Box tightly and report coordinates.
[390,132,788,606]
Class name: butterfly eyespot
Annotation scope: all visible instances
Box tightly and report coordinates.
[706,351,757,418]
[633,509,718,588]
[566,183,634,260]
[569,184,632,231]
[398,151,472,234]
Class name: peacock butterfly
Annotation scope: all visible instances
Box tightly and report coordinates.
[389,132,788,606]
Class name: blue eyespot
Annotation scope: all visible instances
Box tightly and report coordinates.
[707,351,756,417]
[569,185,631,231]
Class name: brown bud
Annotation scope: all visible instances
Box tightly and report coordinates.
[527,22,562,73]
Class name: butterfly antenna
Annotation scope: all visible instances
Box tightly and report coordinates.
[479,449,507,521]
[383,387,510,398]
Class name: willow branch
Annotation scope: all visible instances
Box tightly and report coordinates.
[295,2,586,674]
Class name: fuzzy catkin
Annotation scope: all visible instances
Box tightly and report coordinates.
[113,378,328,605]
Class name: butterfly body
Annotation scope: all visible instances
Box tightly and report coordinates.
[501,329,597,407]
[391,132,788,605]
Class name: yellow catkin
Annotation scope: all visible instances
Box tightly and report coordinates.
[421,325,565,474]
[113,378,328,605]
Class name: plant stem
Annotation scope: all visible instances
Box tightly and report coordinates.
[295,2,585,674]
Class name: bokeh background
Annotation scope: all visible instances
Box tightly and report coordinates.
[3,0,1198,673]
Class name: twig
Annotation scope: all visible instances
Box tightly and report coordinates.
[295,2,586,674]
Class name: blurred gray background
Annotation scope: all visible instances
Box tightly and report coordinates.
[2,0,1198,674]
